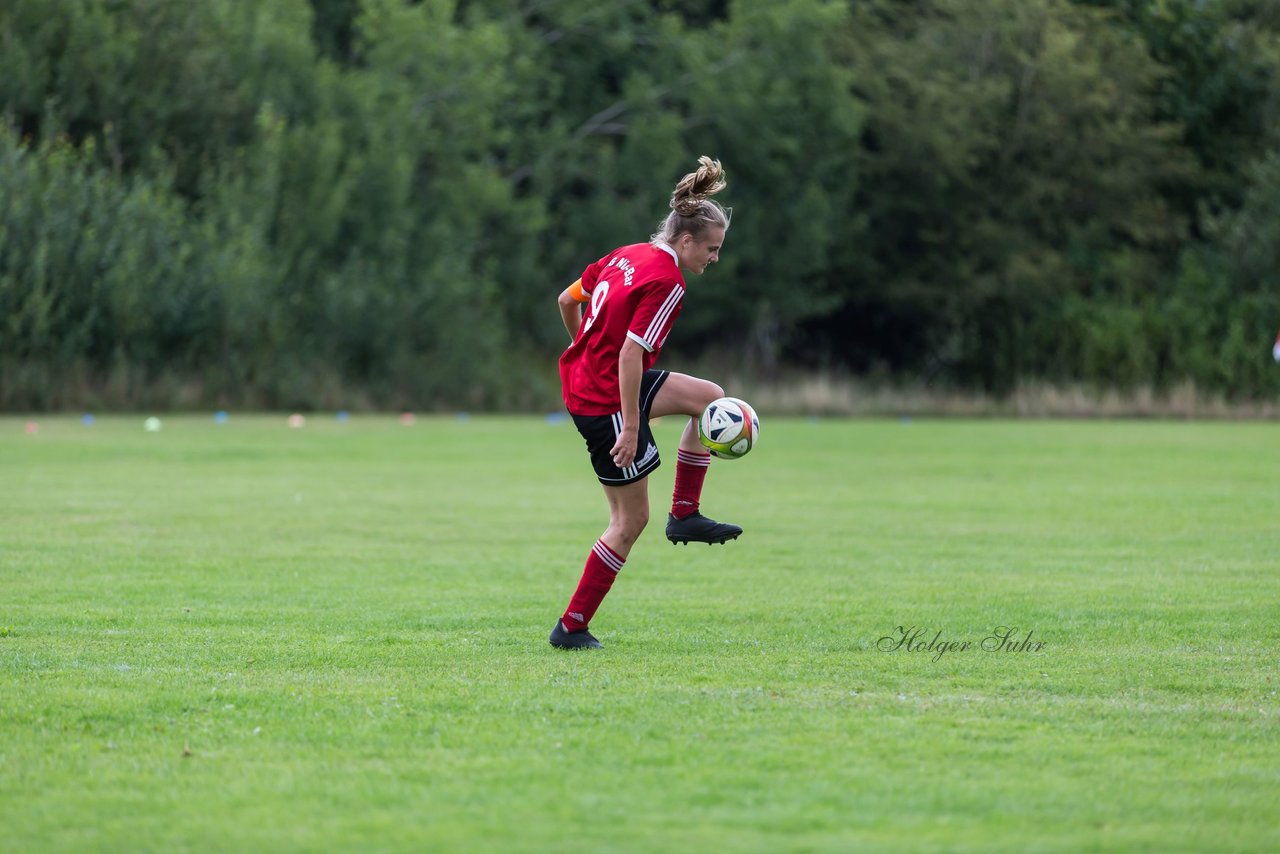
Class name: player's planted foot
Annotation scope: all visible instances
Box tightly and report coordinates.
[665,512,743,545]
[549,620,603,649]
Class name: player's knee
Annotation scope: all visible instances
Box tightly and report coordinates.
[624,507,650,540]
[703,381,725,407]
[631,506,650,535]
[607,504,649,547]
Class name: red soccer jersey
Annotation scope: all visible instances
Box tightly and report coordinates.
[559,242,686,415]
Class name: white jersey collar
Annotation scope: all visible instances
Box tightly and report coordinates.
[655,242,679,267]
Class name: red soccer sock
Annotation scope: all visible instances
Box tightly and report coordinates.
[561,539,626,631]
[671,448,711,520]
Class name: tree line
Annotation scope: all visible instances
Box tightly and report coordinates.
[2,0,1277,410]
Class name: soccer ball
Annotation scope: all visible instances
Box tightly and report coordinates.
[698,397,760,460]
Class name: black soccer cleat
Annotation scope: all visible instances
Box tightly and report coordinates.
[549,620,603,650]
[665,512,743,546]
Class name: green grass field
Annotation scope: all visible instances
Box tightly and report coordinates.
[3,414,1278,852]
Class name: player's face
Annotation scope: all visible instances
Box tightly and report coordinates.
[679,227,726,275]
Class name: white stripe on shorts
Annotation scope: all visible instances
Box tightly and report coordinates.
[611,411,640,480]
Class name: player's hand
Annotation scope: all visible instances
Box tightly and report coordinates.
[610,426,639,468]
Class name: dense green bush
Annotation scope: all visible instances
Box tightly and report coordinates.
[0,0,1277,410]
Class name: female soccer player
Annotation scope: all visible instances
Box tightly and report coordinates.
[550,156,742,650]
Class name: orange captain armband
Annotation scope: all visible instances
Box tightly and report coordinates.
[567,279,589,303]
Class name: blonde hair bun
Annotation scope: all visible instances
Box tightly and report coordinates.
[670,156,727,216]
[650,156,731,245]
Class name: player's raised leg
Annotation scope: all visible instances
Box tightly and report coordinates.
[550,478,650,649]
[650,373,743,546]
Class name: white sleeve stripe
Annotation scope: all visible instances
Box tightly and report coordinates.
[625,331,655,352]
[640,285,683,347]
[644,285,682,342]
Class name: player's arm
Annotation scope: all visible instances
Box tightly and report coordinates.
[609,337,645,468]
[557,279,589,340]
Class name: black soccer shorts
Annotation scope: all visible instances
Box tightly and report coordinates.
[571,369,670,486]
